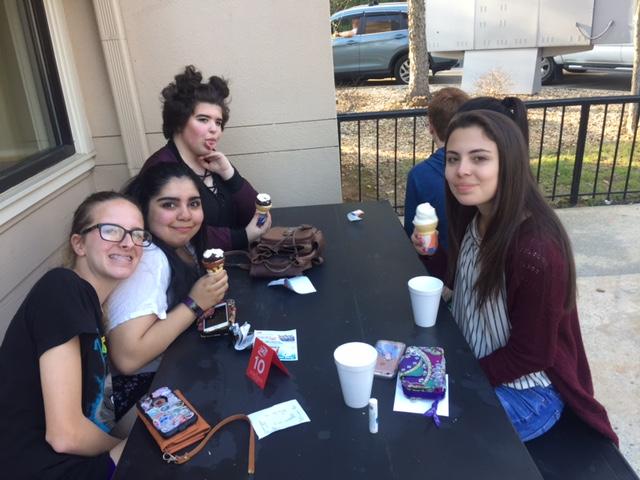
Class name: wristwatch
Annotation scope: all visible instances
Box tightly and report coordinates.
[182,296,204,318]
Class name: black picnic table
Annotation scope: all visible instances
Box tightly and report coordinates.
[114,200,543,479]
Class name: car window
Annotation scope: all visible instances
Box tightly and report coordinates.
[332,14,361,36]
[362,13,406,34]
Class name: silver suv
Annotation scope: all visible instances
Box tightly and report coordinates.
[331,2,458,84]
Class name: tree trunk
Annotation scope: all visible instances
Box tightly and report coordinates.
[406,0,431,104]
[628,0,640,134]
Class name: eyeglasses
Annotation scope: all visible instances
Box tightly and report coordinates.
[81,223,152,247]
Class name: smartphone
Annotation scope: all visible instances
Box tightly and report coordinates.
[374,340,406,379]
[137,386,197,438]
[202,302,229,333]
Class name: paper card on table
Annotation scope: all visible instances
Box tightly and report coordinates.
[347,209,364,222]
[248,399,311,439]
[268,276,316,294]
[246,338,290,389]
[392,374,449,417]
[254,329,298,361]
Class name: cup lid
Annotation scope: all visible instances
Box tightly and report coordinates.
[408,276,444,294]
[334,342,377,368]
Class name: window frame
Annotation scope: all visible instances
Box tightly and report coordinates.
[0,0,75,194]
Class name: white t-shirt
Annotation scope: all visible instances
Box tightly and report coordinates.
[106,243,171,374]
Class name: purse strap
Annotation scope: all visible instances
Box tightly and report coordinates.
[162,413,256,473]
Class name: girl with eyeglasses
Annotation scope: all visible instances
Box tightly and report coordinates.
[105,163,228,421]
[413,110,617,445]
[0,191,147,479]
[142,65,271,251]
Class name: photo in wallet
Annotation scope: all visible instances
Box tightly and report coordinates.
[137,386,198,438]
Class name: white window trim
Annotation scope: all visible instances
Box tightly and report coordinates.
[0,0,95,229]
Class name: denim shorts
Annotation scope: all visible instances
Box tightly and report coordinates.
[495,384,564,442]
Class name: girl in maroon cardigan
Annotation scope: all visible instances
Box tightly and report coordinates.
[143,65,271,250]
[413,110,617,444]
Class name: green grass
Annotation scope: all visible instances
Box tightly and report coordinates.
[534,141,640,207]
[340,139,640,213]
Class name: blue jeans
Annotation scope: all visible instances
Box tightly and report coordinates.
[495,385,564,442]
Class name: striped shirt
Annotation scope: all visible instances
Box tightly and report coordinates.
[452,217,551,390]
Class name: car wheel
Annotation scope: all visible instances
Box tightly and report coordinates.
[540,56,562,85]
[428,54,438,75]
[394,54,410,85]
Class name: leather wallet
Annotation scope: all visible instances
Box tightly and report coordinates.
[136,389,210,455]
[136,389,256,472]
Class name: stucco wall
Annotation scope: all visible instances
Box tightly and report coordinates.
[0,173,96,339]
[64,0,130,191]
[120,0,341,207]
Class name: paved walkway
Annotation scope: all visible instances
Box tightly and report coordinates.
[556,204,639,474]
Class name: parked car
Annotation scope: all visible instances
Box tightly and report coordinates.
[331,2,458,84]
[541,44,632,85]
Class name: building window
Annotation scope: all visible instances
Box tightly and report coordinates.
[0,0,73,193]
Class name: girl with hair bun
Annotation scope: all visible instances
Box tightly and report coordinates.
[142,65,270,251]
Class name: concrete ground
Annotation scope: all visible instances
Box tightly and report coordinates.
[556,204,640,474]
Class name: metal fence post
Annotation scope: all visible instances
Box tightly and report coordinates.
[570,104,590,206]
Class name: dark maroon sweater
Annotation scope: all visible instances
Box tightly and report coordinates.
[423,220,618,445]
[142,142,257,250]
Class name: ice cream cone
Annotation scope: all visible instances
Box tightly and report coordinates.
[202,248,225,273]
[256,193,272,227]
[413,203,439,255]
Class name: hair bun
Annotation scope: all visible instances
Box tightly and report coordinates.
[208,75,230,99]
[172,65,203,98]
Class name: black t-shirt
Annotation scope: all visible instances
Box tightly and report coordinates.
[0,268,114,479]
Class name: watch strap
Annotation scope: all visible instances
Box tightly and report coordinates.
[182,296,204,318]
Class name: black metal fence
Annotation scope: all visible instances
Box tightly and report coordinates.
[337,95,640,214]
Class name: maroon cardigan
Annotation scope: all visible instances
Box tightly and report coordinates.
[142,142,257,250]
[423,220,618,445]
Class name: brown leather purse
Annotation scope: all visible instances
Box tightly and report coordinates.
[136,390,255,472]
[227,224,325,278]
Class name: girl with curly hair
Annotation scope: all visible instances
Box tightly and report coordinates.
[142,65,270,250]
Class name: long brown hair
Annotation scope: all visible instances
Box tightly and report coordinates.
[444,110,576,310]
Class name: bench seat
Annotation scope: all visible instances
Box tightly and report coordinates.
[526,410,638,480]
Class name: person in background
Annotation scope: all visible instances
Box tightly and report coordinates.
[334,17,360,38]
[413,109,617,445]
[106,163,228,420]
[142,65,271,251]
[403,87,470,251]
[0,191,148,479]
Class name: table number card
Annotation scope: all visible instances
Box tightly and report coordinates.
[246,338,290,389]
